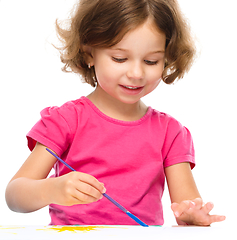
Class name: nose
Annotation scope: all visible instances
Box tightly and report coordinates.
[126,61,144,81]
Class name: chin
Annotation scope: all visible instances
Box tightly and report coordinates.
[117,96,143,105]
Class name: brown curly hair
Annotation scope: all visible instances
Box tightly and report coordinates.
[56,0,196,87]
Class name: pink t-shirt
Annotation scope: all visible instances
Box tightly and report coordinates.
[27,96,195,226]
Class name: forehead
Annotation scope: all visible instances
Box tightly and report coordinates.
[110,19,166,53]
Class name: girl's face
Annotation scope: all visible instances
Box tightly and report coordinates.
[90,19,166,105]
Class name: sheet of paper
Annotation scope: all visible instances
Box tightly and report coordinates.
[0,225,230,240]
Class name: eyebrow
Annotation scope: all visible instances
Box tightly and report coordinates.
[111,48,165,54]
[149,50,165,54]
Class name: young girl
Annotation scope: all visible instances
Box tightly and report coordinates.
[5,0,226,226]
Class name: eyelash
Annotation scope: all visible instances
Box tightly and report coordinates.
[112,57,127,63]
[112,57,158,65]
[144,60,158,65]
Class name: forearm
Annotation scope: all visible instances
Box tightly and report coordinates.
[5,177,55,213]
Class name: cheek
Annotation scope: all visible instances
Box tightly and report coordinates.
[142,78,161,98]
[147,66,163,84]
[94,65,116,93]
[148,62,164,84]
[144,68,163,93]
[95,61,123,85]
[147,77,162,90]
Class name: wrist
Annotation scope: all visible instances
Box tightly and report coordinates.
[39,177,57,206]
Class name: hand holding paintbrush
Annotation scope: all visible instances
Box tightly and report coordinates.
[47,171,106,206]
[46,148,148,227]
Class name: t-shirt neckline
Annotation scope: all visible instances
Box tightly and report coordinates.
[82,96,152,126]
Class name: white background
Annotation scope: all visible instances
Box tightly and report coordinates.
[0,0,236,226]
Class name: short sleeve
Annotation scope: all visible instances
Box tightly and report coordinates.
[26,102,77,157]
[162,118,195,169]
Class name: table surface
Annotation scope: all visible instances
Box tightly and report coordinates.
[0,225,234,240]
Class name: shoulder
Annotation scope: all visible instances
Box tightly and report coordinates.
[40,97,87,120]
[38,97,91,136]
[150,107,183,132]
[27,97,89,154]
[151,108,196,169]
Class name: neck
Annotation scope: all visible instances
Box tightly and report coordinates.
[87,85,147,121]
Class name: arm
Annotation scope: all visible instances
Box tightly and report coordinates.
[5,142,106,213]
[165,162,226,226]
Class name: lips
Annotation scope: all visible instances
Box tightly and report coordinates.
[119,85,144,95]
[121,85,143,90]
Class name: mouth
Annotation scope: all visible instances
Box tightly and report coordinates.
[119,85,144,95]
[121,85,143,90]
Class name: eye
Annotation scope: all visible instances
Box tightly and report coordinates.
[112,57,127,63]
[144,60,158,65]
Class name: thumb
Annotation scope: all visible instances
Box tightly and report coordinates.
[171,202,179,213]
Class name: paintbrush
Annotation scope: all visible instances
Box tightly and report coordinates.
[46,148,149,227]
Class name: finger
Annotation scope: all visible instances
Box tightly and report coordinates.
[192,198,203,210]
[172,200,192,218]
[78,172,106,194]
[202,202,214,215]
[209,215,226,224]
[76,181,104,200]
[71,189,100,204]
[171,202,179,213]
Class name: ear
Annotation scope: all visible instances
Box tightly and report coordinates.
[82,45,94,67]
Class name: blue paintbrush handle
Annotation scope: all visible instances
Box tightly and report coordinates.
[46,148,149,227]
[126,212,149,227]
[46,148,76,171]
[102,193,148,227]
[102,193,127,213]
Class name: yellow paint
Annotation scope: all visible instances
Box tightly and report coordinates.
[0,226,25,235]
[0,226,25,230]
[37,225,117,233]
